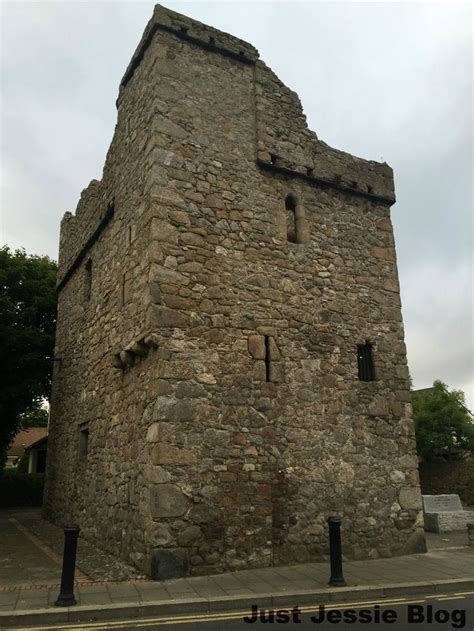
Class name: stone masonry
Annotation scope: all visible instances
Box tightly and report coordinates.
[44,4,426,579]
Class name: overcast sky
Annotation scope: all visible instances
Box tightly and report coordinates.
[1,1,472,409]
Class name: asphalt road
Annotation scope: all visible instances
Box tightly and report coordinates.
[15,592,474,631]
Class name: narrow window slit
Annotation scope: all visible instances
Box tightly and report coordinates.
[306,167,314,177]
[285,194,298,243]
[357,342,375,381]
[270,154,278,165]
[79,426,90,462]
[264,335,271,382]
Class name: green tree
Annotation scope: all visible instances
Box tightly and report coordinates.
[19,405,49,429]
[412,380,474,461]
[0,247,57,471]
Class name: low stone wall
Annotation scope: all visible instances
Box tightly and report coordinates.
[419,460,474,506]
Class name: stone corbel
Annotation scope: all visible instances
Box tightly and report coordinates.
[111,331,160,370]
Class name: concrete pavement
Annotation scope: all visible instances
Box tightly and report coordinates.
[1,508,473,628]
[1,547,473,627]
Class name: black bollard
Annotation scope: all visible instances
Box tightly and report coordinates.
[55,524,80,606]
[327,515,346,587]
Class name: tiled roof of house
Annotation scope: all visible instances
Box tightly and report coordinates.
[8,428,48,457]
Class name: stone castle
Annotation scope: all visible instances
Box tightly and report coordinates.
[44,4,426,579]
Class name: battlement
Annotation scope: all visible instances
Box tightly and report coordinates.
[119,4,259,93]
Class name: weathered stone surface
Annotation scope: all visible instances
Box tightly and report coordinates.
[177,525,202,546]
[144,465,171,484]
[150,484,188,518]
[153,399,194,422]
[248,335,265,359]
[147,305,189,329]
[151,444,196,465]
[372,247,396,262]
[146,423,161,443]
[150,548,187,580]
[45,3,422,582]
[399,487,423,510]
[146,522,173,547]
[150,218,178,243]
[175,381,205,399]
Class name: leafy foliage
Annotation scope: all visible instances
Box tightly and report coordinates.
[16,452,30,474]
[413,380,474,461]
[0,246,57,471]
[19,405,49,429]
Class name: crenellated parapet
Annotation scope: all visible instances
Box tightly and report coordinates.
[57,179,113,288]
[118,4,395,207]
[119,3,258,96]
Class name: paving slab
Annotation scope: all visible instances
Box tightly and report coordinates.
[0,508,143,584]
[0,518,62,588]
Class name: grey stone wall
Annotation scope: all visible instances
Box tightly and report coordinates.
[44,4,425,579]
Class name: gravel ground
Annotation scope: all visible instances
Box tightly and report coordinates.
[6,508,145,582]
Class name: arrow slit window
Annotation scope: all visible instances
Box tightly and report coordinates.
[357,342,375,381]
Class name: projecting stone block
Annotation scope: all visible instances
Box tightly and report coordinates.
[150,484,188,518]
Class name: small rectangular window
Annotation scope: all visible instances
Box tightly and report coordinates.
[357,343,374,381]
[79,426,89,462]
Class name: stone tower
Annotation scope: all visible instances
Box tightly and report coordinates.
[44,4,425,579]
